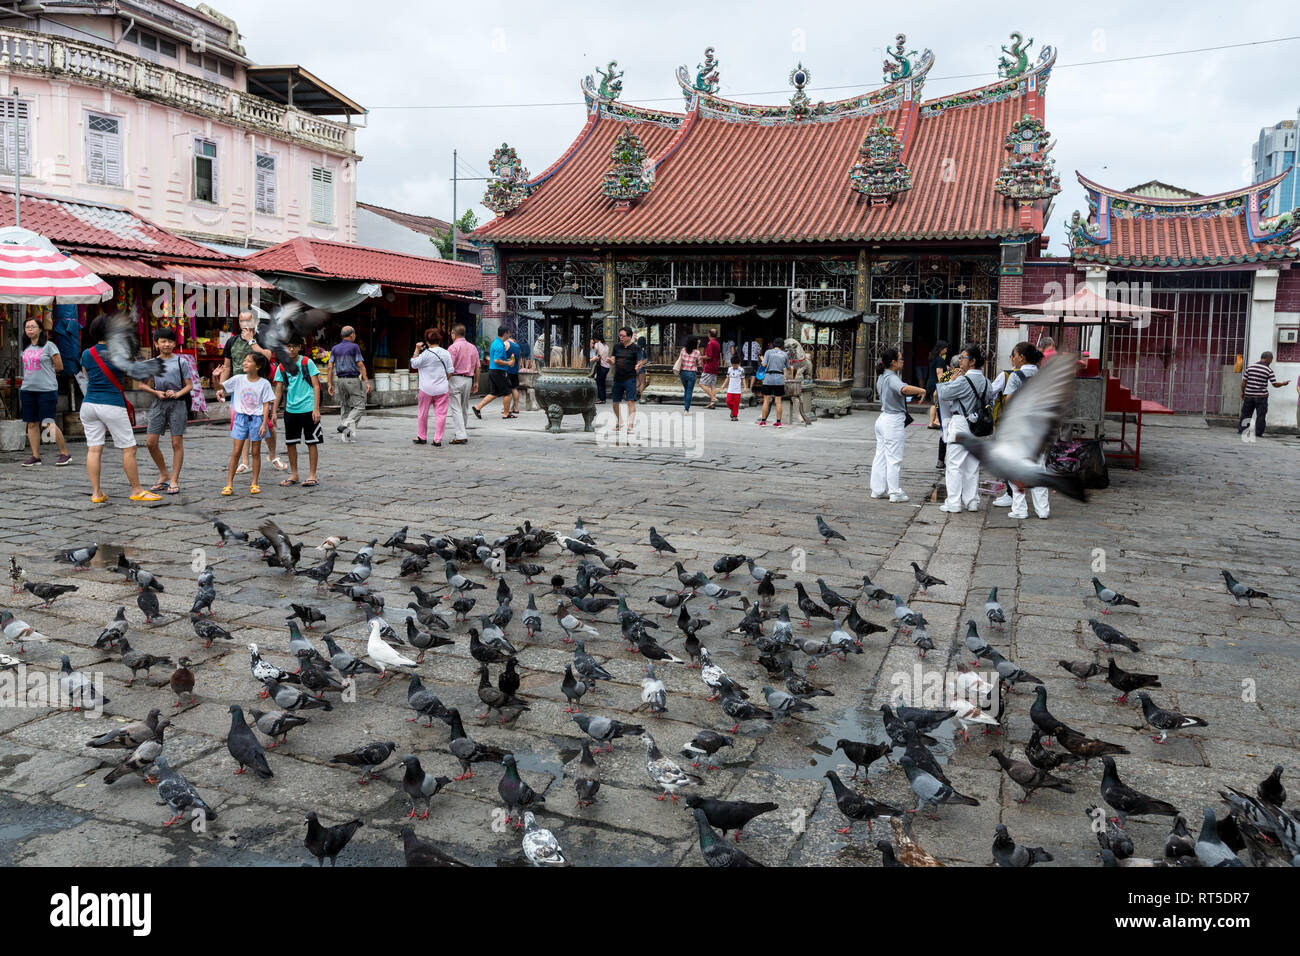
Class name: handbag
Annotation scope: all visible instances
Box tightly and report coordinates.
[756,365,767,382]
[672,352,683,375]
[88,346,137,428]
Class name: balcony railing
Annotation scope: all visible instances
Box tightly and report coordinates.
[0,27,355,154]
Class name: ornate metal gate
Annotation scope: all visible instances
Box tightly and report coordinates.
[961,302,997,375]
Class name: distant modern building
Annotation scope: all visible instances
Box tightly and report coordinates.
[0,0,365,251]
[1252,113,1298,215]
[356,201,479,264]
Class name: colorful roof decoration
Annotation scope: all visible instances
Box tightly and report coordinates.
[475,40,1058,247]
[241,237,482,293]
[1070,171,1300,268]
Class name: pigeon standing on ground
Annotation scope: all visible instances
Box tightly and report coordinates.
[835,739,891,780]
[1195,807,1244,867]
[498,753,545,827]
[1088,618,1140,653]
[681,730,733,770]
[685,795,779,842]
[304,812,363,866]
[96,607,129,649]
[249,708,309,748]
[400,826,468,867]
[118,639,171,684]
[639,662,667,716]
[366,619,416,677]
[322,634,380,680]
[1058,659,1103,687]
[910,562,945,594]
[169,658,195,708]
[571,714,644,753]
[899,755,980,818]
[574,742,601,807]
[984,587,1006,629]
[824,770,901,838]
[406,673,450,727]
[643,732,700,802]
[992,824,1053,867]
[226,705,272,779]
[1137,692,1209,744]
[521,811,568,866]
[9,555,24,593]
[136,588,159,624]
[1089,805,1135,860]
[153,753,215,826]
[1258,765,1286,807]
[648,527,677,556]
[60,654,108,710]
[990,749,1074,803]
[329,741,397,784]
[54,543,98,570]
[1091,577,1140,614]
[1100,756,1180,823]
[816,515,846,542]
[693,808,763,867]
[1221,570,1268,607]
[1164,815,1196,860]
[23,581,78,608]
[1106,658,1161,703]
[400,755,451,820]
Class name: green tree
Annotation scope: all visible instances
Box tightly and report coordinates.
[432,210,479,259]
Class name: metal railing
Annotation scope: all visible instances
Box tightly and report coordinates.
[0,27,354,154]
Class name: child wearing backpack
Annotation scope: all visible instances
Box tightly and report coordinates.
[273,337,323,487]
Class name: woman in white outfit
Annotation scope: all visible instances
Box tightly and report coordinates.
[936,344,989,513]
[870,347,927,502]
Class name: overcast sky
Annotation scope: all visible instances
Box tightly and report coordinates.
[218,0,1300,255]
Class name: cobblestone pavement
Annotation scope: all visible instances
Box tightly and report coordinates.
[1,402,1297,867]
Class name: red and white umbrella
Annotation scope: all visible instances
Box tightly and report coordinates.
[0,243,113,305]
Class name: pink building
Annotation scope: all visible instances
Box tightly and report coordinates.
[0,0,364,252]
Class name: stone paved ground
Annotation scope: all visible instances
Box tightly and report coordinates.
[1,401,1297,867]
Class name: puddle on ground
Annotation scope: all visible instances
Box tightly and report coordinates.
[776,703,957,782]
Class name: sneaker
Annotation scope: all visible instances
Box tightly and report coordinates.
[1037,512,1050,520]
[991,494,1013,507]
[56,453,72,466]
[773,421,782,428]
[21,456,40,467]
[870,491,888,499]
[758,420,767,426]
[450,438,468,444]
[965,502,980,512]
[889,493,910,503]
[336,423,346,433]
[938,503,962,513]
[935,460,946,470]
[730,416,738,422]
[1008,510,1028,520]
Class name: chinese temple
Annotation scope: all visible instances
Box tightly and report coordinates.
[471,34,1062,394]
[1031,170,1300,418]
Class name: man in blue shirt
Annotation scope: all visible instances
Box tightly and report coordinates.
[472,325,517,420]
[504,329,522,418]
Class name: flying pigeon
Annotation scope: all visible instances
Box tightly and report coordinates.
[950,352,1087,501]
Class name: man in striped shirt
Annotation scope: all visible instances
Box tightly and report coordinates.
[1239,351,1290,438]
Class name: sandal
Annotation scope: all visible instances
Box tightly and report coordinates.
[271,457,289,471]
[235,463,251,475]
[129,491,163,502]
[90,493,108,503]
[167,485,180,495]
[221,486,233,496]
[279,478,299,487]
[249,484,261,495]
[149,481,169,494]
[301,479,318,487]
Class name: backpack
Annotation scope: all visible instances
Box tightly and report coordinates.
[991,369,1025,424]
[964,377,994,437]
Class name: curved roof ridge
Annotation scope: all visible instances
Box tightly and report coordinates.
[919,43,1056,116]
[1077,168,1292,207]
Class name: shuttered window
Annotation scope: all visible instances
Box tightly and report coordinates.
[194,138,218,203]
[310,166,334,223]
[255,152,277,214]
[0,99,33,177]
[85,113,123,187]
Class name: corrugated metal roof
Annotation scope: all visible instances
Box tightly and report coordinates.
[241,237,482,294]
[71,255,172,280]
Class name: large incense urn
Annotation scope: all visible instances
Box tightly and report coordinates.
[534,366,598,433]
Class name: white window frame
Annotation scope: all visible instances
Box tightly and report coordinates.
[0,98,34,177]
[85,111,124,187]
[310,165,334,224]
[254,151,278,215]
[193,138,219,204]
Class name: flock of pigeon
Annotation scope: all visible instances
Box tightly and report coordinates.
[0,508,1290,867]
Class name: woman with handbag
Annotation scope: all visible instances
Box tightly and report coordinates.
[411,328,454,446]
[675,337,702,413]
[936,344,989,514]
[870,347,927,502]
[78,314,162,503]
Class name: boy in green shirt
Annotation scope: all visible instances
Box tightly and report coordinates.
[273,338,323,487]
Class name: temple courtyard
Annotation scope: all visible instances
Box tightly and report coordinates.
[0,404,1297,866]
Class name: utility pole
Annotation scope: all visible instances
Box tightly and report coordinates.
[449,150,490,263]
[11,86,20,227]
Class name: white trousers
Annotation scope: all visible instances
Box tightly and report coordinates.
[1010,453,1050,517]
[871,412,907,495]
[944,416,980,508]
[447,376,473,440]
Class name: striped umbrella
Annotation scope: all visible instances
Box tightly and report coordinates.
[0,243,113,305]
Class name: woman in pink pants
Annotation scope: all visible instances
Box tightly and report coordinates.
[411,328,454,446]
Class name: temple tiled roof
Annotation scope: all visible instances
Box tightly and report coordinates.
[1070,172,1300,268]
[472,43,1058,247]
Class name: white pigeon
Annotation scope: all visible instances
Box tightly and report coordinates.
[949,698,1000,742]
[828,619,856,656]
[1,611,45,651]
[59,654,107,710]
[365,619,416,677]
[521,811,568,865]
[556,603,597,642]
[951,353,1087,502]
[639,662,667,716]
[485,549,507,579]
[952,664,995,703]
[642,733,698,802]
[315,535,347,553]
